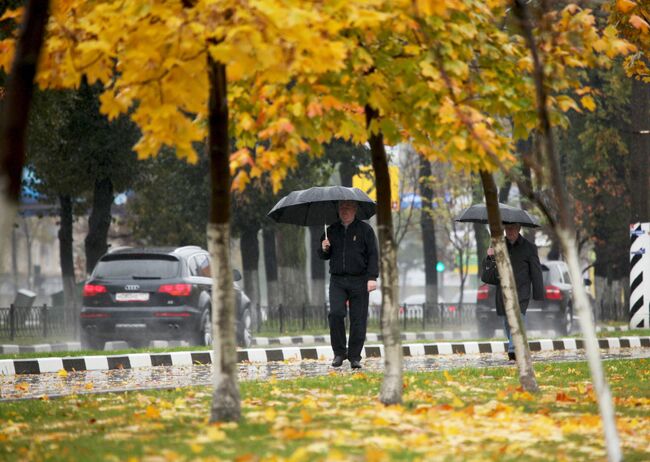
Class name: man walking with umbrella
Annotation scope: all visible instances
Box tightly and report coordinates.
[318,200,378,369]
[481,222,544,360]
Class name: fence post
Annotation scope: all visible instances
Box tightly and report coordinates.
[9,304,16,341]
[422,303,426,330]
[301,303,306,330]
[439,302,444,329]
[257,303,262,333]
[279,304,284,334]
[42,304,48,338]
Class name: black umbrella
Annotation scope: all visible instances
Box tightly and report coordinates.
[267,186,376,237]
[455,203,540,228]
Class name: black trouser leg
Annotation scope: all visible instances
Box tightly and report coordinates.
[328,280,348,357]
[347,282,369,362]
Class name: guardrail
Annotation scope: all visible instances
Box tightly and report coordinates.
[258,302,478,334]
[0,305,73,340]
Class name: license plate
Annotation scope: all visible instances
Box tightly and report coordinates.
[115,292,149,302]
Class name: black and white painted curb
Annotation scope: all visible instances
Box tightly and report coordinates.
[2,336,648,376]
[252,325,630,346]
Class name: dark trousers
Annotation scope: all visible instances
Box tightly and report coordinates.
[328,275,369,361]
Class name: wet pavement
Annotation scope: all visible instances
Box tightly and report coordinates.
[2,348,649,401]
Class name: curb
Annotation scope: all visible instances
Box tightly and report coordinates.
[252,325,630,346]
[1,335,648,376]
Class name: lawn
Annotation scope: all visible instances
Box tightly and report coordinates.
[0,359,648,461]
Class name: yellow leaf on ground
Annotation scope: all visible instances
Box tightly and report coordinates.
[616,0,637,13]
[145,405,161,419]
[57,369,68,377]
[630,14,649,33]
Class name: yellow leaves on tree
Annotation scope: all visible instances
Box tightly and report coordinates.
[0,0,637,187]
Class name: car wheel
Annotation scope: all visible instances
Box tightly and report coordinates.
[192,309,212,346]
[81,331,104,350]
[237,308,252,348]
[556,305,573,336]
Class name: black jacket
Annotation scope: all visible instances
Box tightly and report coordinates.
[317,219,379,280]
[481,234,544,315]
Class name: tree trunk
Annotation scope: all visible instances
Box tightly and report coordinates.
[207,57,240,423]
[276,224,308,309]
[0,0,50,262]
[480,170,539,393]
[309,225,326,307]
[419,157,438,318]
[366,105,402,405]
[84,177,113,274]
[518,138,536,243]
[263,227,279,307]
[339,160,355,187]
[11,225,19,291]
[240,227,260,330]
[58,195,77,326]
[629,79,650,223]
[22,220,33,290]
[472,173,490,277]
[498,180,511,203]
[513,1,621,458]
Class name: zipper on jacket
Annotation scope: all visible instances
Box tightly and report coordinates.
[342,225,347,273]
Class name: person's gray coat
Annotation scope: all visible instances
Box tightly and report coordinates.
[480,234,545,316]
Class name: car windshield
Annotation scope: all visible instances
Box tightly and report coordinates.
[93,256,180,279]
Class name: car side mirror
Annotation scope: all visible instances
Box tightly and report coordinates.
[233,269,242,282]
[583,278,592,287]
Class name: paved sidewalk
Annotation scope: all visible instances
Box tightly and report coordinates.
[1,334,647,376]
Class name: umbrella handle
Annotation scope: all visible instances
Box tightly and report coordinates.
[324,224,327,241]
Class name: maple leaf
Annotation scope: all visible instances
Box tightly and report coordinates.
[629,14,650,33]
[616,0,638,14]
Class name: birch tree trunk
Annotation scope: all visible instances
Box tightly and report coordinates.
[513,1,620,459]
[0,0,49,263]
[366,105,402,405]
[207,56,240,423]
[480,170,539,393]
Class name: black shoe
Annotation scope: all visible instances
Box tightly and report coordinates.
[350,359,362,369]
[508,352,516,361]
[331,355,345,367]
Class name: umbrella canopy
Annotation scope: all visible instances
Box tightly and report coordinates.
[267,186,376,226]
[455,203,540,228]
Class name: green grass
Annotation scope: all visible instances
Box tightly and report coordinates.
[1,359,648,461]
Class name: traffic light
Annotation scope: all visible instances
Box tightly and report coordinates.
[436,261,445,273]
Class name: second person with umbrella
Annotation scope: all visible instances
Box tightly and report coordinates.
[318,200,379,369]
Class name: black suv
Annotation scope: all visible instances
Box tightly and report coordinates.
[475,260,576,337]
[80,246,252,350]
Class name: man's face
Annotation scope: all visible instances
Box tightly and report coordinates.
[338,201,357,224]
[504,223,521,242]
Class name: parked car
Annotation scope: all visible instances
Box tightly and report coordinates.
[80,246,252,350]
[475,260,576,337]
